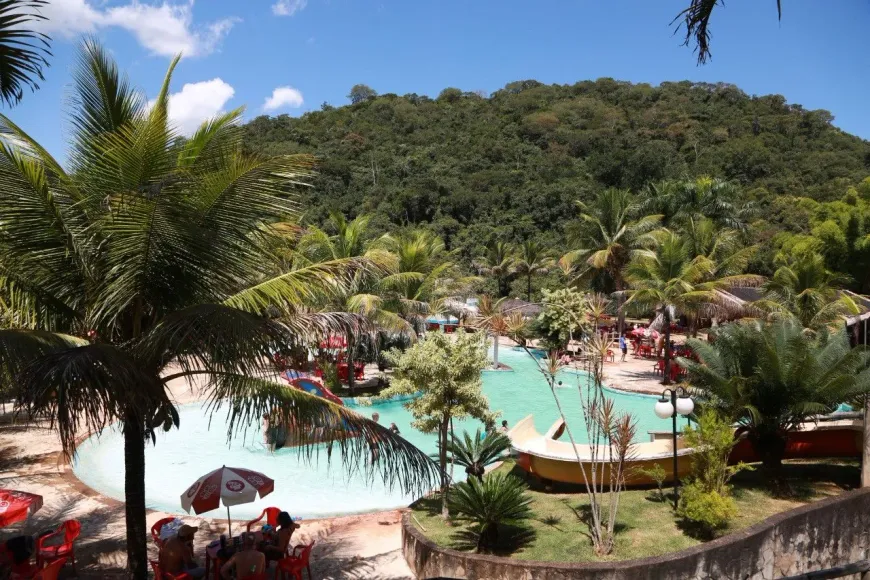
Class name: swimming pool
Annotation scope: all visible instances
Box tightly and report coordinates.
[73,347,669,520]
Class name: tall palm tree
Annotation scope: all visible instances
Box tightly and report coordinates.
[297,213,411,391]
[0,42,437,579]
[680,320,870,469]
[755,250,859,331]
[374,230,468,331]
[474,239,515,298]
[681,218,757,335]
[624,230,763,384]
[563,188,660,333]
[0,1,52,106]
[513,240,552,301]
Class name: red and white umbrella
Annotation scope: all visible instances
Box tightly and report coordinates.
[180,466,274,536]
[0,489,42,528]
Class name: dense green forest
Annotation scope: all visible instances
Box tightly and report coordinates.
[243,78,870,295]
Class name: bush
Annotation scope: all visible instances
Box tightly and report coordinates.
[635,463,667,501]
[682,410,751,495]
[677,481,736,533]
[448,472,532,552]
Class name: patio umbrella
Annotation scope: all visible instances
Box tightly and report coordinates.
[0,489,42,528]
[180,466,274,537]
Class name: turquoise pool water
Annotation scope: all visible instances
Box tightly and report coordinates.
[73,347,666,519]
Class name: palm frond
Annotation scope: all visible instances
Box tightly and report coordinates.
[0,0,51,107]
[204,374,440,496]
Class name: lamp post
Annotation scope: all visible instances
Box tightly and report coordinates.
[654,386,694,509]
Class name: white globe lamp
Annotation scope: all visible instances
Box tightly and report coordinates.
[675,396,695,416]
[654,397,674,419]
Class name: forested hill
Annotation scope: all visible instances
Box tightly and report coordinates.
[243,79,870,263]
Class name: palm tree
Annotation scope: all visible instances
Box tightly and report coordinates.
[624,230,763,384]
[513,240,552,301]
[0,42,437,579]
[681,218,758,335]
[0,1,52,106]
[448,472,532,553]
[755,250,859,331]
[643,177,750,232]
[473,295,508,369]
[442,429,511,480]
[297,213,412,391]
[563,188,660,333]
[474,239,516,298]
[374,230,470,331]
[680,320,870,469]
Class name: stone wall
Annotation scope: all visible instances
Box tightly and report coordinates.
[402,487,870,580]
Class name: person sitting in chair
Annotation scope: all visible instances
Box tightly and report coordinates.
[220,532,265,579]
[160,525,206,578]
[262,512,299,562]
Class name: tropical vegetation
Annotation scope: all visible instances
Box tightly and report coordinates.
[681,321,870,470]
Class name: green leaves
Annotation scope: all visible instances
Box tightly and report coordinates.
[681,321,870,466]
[0,0,51,107]
[448,472,533,552]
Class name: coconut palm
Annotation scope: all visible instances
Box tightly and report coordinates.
[680,320,870,469]
[754,250,859,331]
[474,239,516,298]
[297,213,412,391]
[563,188,660,333]
[513,240,552,301]
[441,429,511,480]
[448,472,532,552]
[0,1,52,106]
[624,230,763,384]
[0,42,437,579]
[374,230,470,331]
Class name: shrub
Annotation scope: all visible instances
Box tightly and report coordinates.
[635,463,667,501]
[678,481,736,533]
[448,472,532,552]
[682,410,751,495]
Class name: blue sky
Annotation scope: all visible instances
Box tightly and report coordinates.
[11,0,870,159]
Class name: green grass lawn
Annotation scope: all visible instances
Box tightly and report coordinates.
[409,459,858,562]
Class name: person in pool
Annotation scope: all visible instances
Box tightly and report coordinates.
[389,422,400,435]
[263,512,299,562]
[220,532,265,579]
[499,420,509,434]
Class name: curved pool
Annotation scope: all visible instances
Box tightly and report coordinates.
[73,347,668,520]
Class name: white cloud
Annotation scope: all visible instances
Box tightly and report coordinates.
[263,86,304,112]
[35,0,237,57]
[158,78,235,135]
[272,0,307,17]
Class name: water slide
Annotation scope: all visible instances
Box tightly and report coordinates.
[281,372,344,406]
[509,414,863,487]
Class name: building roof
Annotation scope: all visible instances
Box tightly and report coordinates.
[500,298,543,317]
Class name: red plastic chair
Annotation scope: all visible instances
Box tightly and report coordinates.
[150,560,193,580]
[653,359,665,375]
[605,349,615,362]
[32,557,67,580]
[151,516,176,547]
[277,541,315,580]
[36,520,80,571]
[245,507,282,532]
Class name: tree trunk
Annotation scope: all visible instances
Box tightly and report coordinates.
[527,274,532,302]
[439,415,450,518]
[346,333,355,393]
[615,276,626,335]
[124,415,148,580]
[662,308,672,386]
[862,396,870,488]
[492,333,500,369]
